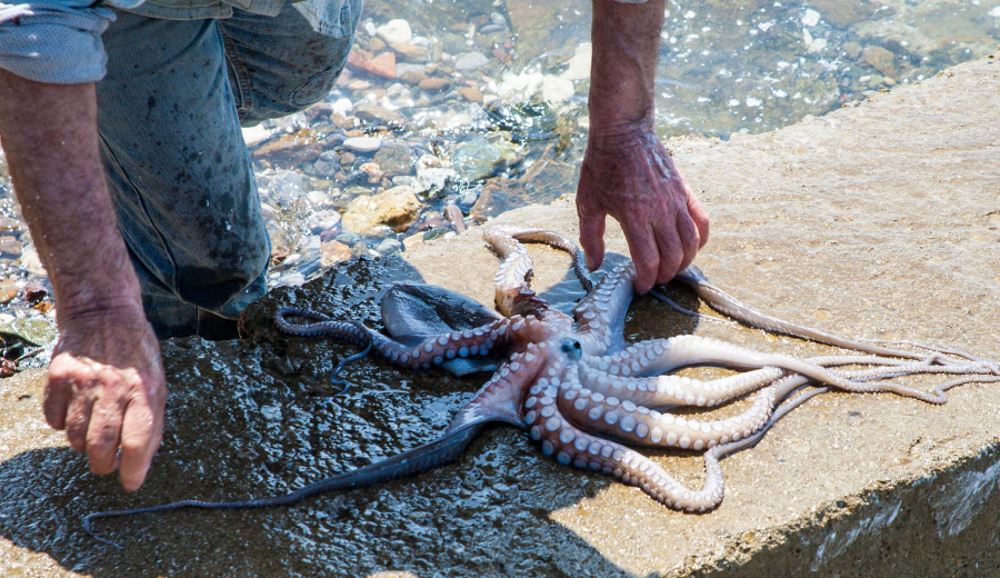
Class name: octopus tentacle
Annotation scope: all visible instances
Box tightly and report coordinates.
[559,376,777,451]
[523,368,725,512]
[277,307,517,370]
[84,422,488,549]
[574,262,636,355]
[578,362,785,408]
[591,335,945,403]
[497,226,594,293]
[448,343,548,431]
[483,227,546,317]
[673,266,958,364]
[565,360,990,452]
[581,353,987,409]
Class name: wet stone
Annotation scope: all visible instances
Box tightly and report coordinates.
[306,209,342,234]
[372,142,414,176]
[342,136,383,154]
[862,44,898,77]
[0,236,21,258]
[319,239,352,267]
[418,77,451,92]
[347,50,397,79]
[451,136,502,182]
[22,282,46,304]
[454,51,489,71]
[457,86,484,103]
[0,280,17,305]
[354,102,406,125]
[376,18,412,45]
[0,217,20,234]
[310,150,341,176]
[342,185,422,234]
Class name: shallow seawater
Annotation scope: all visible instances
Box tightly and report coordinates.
[0,0,998,357]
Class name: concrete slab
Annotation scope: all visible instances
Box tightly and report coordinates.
[1,53,998,576]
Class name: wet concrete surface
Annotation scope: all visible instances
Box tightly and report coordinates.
[2,54,999,576]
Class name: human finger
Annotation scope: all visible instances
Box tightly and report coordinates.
[86,369,127,475]
[118,395,162,492]
[578,204,607,271]
[623,221,660,294]
[64,384,97,454]
[675,211,700,273]
[43,353,77,430]
[652,220,685,284]
[687,194,710,248]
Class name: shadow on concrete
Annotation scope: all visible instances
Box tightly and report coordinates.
[0,251,700,576]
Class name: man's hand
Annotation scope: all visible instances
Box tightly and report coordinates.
[582,0,710,293]
[45,306,166,491]
[0,71,166,490]
[577,127,709,293]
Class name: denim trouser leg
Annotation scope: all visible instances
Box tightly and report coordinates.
[95,1,360,338]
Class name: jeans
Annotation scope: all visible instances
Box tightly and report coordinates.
[96,0,360,338]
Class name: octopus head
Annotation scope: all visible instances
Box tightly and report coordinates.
[559,337,583,361]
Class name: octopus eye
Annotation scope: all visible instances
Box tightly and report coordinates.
[560,338,583,360]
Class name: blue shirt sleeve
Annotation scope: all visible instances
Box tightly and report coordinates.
[0,0,136,84]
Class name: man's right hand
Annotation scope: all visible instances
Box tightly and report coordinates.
[45,305,167,491]
[0,72,166,491]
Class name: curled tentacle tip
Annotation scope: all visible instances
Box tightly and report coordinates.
[82,517,124,550]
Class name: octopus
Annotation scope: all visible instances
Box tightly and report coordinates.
[84,227,1000,546]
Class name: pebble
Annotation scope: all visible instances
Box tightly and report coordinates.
[330,98,353,116]
[342,136,383,153]
[375,237,402,255]
[311,150,341,176]
[455,52,489,71]
[861,45,897,77]
[320,239,352,267]
[457,86,483,103]
[419,77,452,92]
[0,281,18,305]
[452,136,502,181]
[801,9,821,27]
[348,50,397,79]
[376,19,412,45]
[373,142,414,176]
[0,217,20,233]
[0,235,22,258]
[306,190,330,206]
[561,43,591,81]
[342,185,422,234]
[359,161,383,183]
[444,204,466,233]
[389,42,430,62]
[307,209,342,234]
[354,102,406,125]
[541,76,575,104]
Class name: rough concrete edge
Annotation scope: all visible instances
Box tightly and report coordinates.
[668,437,1000,577]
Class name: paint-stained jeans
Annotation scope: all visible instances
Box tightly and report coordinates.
[96,0,360,338]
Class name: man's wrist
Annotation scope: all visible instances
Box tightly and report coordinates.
[588,0,664,140]
[586,119,659,154]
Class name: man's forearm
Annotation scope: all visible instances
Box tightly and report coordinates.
[589,0,664,134]
[0,70,141,320]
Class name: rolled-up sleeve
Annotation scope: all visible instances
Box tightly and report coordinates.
[0,0,126,83]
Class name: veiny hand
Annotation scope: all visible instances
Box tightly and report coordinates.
[44,305,166,491]
[576,126,710,294]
